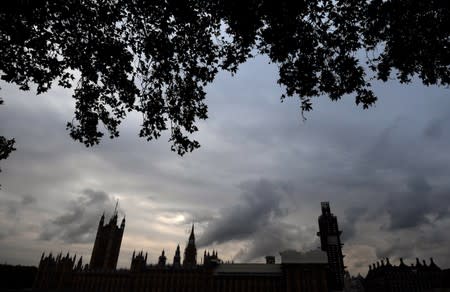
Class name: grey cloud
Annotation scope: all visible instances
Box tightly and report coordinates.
[198,179,289,247]
[383,175,450,231]
[374,227,450,267]
[375,237,415,259]
[0,194,35,241]
[233,223,319,263]
[384,192,431,230]
[423,113,450,139]
[341,207,368,241]
[2,62,450,275]
[21,194,35,205]
[181,211,216,225]
[39,189,119,243]
[407,175,432,194]
[197,179,320,263]
[0,194,36,217]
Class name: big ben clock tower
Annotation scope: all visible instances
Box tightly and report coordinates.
[317,202,345,291]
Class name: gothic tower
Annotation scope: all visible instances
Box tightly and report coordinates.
[183,224,197,268]
[173,245,181,268]
[89,204,125,270]
[317,202,345,291]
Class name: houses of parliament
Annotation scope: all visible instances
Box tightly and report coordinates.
[30,202,450,292]
[32,202,346,292]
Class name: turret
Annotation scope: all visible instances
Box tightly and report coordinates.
[76,257,83,270]
[429,258,441,271]
[158,250,167,266]
[173,245,181,268]
[99,213,105,227]
[130,250,147,272]
[416,258,422,267]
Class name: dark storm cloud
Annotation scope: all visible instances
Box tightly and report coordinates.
[198,179,289,247]
[198,179,319,262]
[39,189,120,243]
[383,175,450,231]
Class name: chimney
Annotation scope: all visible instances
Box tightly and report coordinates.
[265,256,275,264]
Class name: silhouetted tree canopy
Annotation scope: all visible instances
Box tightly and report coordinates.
[1,0,449,155]
[0,98,16,187]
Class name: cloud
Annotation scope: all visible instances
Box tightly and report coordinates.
[233,223,319,262]
[198,179,289,247]
[383,175,450,231]
[2,62,450,274]
[423,113,450,140]
[0,194,36,242]
[341,207,368,241]
[39,189,120,243]
[0,194,36,217]
[197,179,319,262]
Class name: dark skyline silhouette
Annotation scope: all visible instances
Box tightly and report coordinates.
[1,0,450,283]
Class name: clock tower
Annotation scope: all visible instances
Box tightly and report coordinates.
[317,202,345,291]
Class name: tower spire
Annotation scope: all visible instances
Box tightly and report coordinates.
[173,245,181,267]
[183,224,197,268]
[189,224,195,241]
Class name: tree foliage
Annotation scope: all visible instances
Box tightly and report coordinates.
[0,98,16,187]
[1,0,449,155]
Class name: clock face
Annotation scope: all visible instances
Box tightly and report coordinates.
[327,235,338,244]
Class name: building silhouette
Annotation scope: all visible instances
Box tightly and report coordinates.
[317,202,345,291]
[364,257,450,292]
[89,204,125,271]
[27,201,450,292]
[33,252,84,290]
[0,264,37,291]
[343,271,365,292]
[32,203,339,292]
[183,224,197,268]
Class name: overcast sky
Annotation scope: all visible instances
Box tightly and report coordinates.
[1,55,450,276]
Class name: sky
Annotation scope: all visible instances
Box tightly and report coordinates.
[1,55,450,276]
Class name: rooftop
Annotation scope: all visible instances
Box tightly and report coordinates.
[280,249,328,264]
